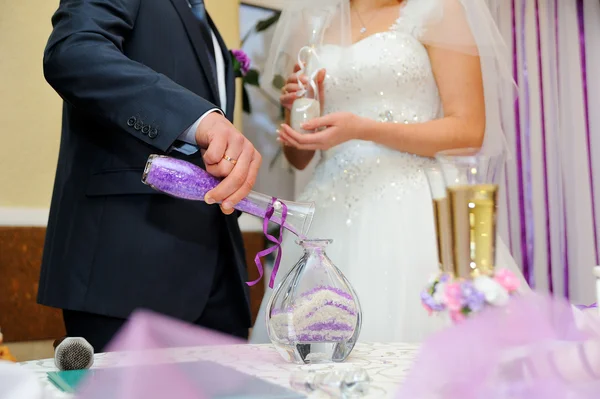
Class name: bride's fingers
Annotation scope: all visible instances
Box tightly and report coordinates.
[287,74,307,85]
[279,125,325,150]
[316,69,327,83]
[283,83,301,93]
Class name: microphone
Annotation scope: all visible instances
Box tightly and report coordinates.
[53,337,94,371]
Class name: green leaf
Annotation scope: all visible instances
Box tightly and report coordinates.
[242,85,252,114]
[255,12,281,33]
[243,69,260,86]
[272,74,285,90]
[232,57,243,78]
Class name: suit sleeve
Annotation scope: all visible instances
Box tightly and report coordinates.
[43,0,216,152]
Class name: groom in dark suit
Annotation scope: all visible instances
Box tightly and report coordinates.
[38,0,262,351]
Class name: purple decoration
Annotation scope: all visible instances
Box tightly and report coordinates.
[511,0,531,287]
[552,0,570,298]
[577,0,600,266]
[520,0,535,290]
[461,282,486,313]
[420,290,445,312]
[535,0,553,294]
[231,49,251,76]
[575,303,597,310]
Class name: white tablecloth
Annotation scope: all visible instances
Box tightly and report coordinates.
[19,343,418,398]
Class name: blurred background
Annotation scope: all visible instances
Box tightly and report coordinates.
[1,0,600,361]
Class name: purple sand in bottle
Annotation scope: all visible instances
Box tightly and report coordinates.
[270,286,358,343]
[143,156,303,236]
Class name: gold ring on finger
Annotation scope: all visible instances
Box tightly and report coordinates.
[223,154,237,165]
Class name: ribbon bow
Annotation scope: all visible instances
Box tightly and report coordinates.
[246,197,288,289]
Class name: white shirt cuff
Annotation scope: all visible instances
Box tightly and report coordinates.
[178,108,224,145]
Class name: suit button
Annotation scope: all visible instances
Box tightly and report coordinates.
[142,125,150,135]
[127,117,136,127]
[148,128,158,139]
[134,122,143,131]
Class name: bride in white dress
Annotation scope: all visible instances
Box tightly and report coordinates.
[251,0,527,343]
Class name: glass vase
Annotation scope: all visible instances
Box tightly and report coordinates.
[142,155,315,237]
[266,239,361,364]
[289,8,332,134]
[435,148,506,278]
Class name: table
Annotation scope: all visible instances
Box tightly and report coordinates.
[19,343,419,398]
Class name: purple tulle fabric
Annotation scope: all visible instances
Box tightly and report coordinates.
[73,310,304,399]
[397,293,600,398]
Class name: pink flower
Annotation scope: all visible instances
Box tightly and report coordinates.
[494,269,520,293]
[450,310,466,323]
[444,282,463,312]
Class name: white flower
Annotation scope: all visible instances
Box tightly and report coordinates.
[433,282,446,303]
[427,273,439,285]
[473,275,510,306]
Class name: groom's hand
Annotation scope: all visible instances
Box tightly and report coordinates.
[195,112,262,214]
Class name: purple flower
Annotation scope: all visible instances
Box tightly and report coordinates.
[439,273,452,283]
[231,49,251,76]
[420,290,445,312]
[461,281,486,312]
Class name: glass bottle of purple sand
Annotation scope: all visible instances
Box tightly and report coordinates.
[141,155,314,238]
[266,239,362,364]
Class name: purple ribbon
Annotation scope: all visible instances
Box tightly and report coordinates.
[576,0,600,266]
[554,0,570,298]
[575,303,598,310]
[535,0,553,294]
[512,0,533,287]
[247,197,288,289]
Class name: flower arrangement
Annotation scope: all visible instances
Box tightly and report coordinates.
[231,49,251,78]
[421,269,521,323]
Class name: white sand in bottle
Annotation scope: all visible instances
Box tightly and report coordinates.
[290,97,321,134]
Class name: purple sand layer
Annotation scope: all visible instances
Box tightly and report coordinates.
[304,301,357,318]
[306,321,354,332]
[270,286,356,316]
[145,157,301,235]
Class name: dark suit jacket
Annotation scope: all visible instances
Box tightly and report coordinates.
[38,0,250,327]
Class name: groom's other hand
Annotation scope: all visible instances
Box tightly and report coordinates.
[194,112,262,215]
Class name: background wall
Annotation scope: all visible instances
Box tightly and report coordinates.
[0,0,242,220]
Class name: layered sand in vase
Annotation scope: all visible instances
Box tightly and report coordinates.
[270,286,358,343]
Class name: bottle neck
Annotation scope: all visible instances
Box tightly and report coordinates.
[299,239,332,255]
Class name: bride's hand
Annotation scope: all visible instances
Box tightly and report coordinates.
[278,112,371,151]
[279,65,326,110]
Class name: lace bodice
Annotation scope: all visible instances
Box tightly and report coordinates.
[299,0,443,225]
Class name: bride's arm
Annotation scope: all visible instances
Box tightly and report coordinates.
[359,48,485,157]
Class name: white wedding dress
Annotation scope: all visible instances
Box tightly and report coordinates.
[251,1,526,344]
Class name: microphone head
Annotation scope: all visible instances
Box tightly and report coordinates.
[54,337,94,371]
